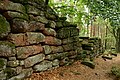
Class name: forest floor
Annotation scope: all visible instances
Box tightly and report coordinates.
[26,54,120,80]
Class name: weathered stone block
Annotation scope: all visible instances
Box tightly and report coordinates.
[62,43,74,51]
[0,58,7,71]
[0,14,10,39]
[9,68,33,80]
[33,60,52,72]
[11,19,45,33]
[43,45,52,54]
[28,21,45,31]
[63,21,77,27]
[11,19,29,32]
[44,36,62,45]
[24,54,45,68]
[52,59,59,67]
[7,60,19,67]
[45,54,58,60]
[81,58,95,69]
[26,32,45,44]
[7,33,27,46]
[62,36,79,44]
[27,5,44,16]
[68,51,77,56]
[0,70,6,80]
[4,67,17,79]
[50,46,63,53]
[30,15,48,24]
[0,1,25,13]
[42,28,56,36]
[16,45,43,59]
[0,41,16,57]
[7,11,28,20]
[46,52,69,60]
[4,67,22,79]
[46,21,56,28]
[57,27,79,39]
[8,57,16,61]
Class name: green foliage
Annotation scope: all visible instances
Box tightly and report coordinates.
[111,66,120,78]
[49,0,90,36]
[84,0,120,28]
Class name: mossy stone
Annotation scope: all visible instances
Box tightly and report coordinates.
[4,67,17,79]
[0,41,16,57]
[0,14,10,39]
[0,58,7,70]
[0,41,15,48]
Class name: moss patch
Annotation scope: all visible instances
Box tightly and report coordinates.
[0,41,15,48]
[0,14,10,38]
[0,59,5,68]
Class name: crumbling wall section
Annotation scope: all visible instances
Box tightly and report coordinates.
[0,0,102,80]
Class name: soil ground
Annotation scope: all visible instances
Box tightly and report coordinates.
[26,54,120,80]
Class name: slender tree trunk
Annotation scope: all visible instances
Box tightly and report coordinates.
[115,28,120,52]
[105,25,107,49]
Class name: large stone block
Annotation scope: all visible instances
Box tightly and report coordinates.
[27,5,44,16]
[30,15,48,24]
[46,52,69,60]
[7,33,27,46]
[11,19,29,32]
[16,45,43,59]
[42,28,56,36]
[4,67,17,79]
[24,54,45,68]
[62,43,74,51]
[0,1,25,13]
[11,19,45,33]
[62,36,79,44]
[7,11,28,20]
[43,45,52,54]
[50,46,63,53]
[57,27,79,39]
[63,21,77,27]
[8,68,33,80]
[33,60,52,72]
[0,41,16,57]
[44,36,62,46]
[0,14,10,39]
[28,21,45,31]
[26,32,45,44]
[4,67,22,79]
[0,58,7,71]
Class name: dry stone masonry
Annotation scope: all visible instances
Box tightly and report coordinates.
[0,0,102,80]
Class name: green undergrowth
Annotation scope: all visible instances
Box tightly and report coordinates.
[111,66,120,78]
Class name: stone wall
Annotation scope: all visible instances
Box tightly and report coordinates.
[0,0,102,80]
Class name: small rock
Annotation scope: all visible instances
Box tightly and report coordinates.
[81,59,95,69]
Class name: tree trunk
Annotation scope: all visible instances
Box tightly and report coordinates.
[115,28,120,52]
